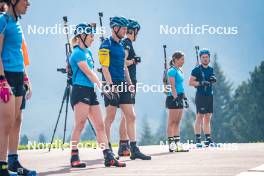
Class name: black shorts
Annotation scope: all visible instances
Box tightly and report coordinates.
[104,81,133,107]
[195,94,213,114]
[166,93,184,109]
[5,71,25,97]
[70,85,99,109]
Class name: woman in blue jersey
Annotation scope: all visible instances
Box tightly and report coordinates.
[166,52,189,153]
[69,23,125,168]
[0,1,35,176]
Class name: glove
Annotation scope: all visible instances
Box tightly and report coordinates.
[24,75,32,100]
[200,81,211,87]
[209,76,217,83]
[134,56,141,64]
[24,75,29,89]
[174,97,183,107]
[101,84,119,101]
[0,78,12,103]
[183,97,189,108]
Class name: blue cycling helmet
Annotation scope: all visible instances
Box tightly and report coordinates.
[127,19,140,31]
[74,23,94,36]
[74,23,94,48]
[110,16,128,28]
[199,49,210,57]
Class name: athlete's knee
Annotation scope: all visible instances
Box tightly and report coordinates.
[168,121,176,128]
[125,113,136,123]
[105,110,116,122]
[105,114,115,124]
[95,122,105,133]
[175,119,181,126]
[1,113,15,129]
[195,117,202,124]
[74,120,86,132]
[2,122,12,135]
[14,113,22,126]
[169,118,177,125]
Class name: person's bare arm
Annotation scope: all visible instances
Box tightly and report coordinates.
[102,66,113,85]
[168,77,177,99]
[189,75,200,87]
[0,35,5,76]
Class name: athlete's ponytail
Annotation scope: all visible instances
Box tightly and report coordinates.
[71,36,79,48]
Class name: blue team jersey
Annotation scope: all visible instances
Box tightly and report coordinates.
[0,13,24,72]
[167,67,185,96]
[191,65,215,96]
[70,46,95,87]
[100,37,125,81]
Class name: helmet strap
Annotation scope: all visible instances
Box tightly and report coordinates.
[114,26,122,41]
[79,34,88,48]
[11,0,20,21]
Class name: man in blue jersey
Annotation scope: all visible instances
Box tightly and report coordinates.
[189,49,217,147]
[99,16,151,160]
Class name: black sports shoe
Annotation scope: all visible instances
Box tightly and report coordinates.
[204,138,217,147]
[70,150,86,168]
[104,149,126,167]
[0,162,10,176]
[8,160,37,176]
[130,146,151,160]
[118,142,131,157]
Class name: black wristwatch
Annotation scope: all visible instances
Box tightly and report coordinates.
[0,75,6,80]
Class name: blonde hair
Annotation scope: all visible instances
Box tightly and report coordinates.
[71,36,79,48]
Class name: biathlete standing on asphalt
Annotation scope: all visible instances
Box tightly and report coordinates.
[0,0,36,176]
[69,23,126,168]
[118,19,141,158]
[189,49,217,147]
[99,16,151,160]
[166,52,189,152]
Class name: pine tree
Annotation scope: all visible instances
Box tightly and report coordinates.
[38,133,46,143]
[211,54,235,142]
[139,118,155,146]
[231,61,264,142]
[154,110,168,144]
[20,135,29,145]
[180,109,195,143]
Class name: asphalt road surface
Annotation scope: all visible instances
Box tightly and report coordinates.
[17,143,264,176]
